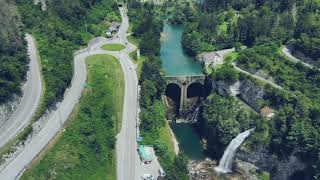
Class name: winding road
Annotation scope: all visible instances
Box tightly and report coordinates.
[0,34,42,148]
[0,7,139,180]
[232,64,283,90]
[282,45,318,69]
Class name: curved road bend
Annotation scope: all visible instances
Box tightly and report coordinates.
[0,7,138,180]
[0,37,88,179]
[282,45,317,69]
[0,34,42,148]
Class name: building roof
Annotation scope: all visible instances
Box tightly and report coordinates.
[138,145,154,161]
[260,106,274,116]
[199,52,221,63]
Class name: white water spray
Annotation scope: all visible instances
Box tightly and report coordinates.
[215,128,255,173]
[186,106,200,123]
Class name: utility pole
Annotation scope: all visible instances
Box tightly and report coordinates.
[58,108,62,129]
[84,17,88,35]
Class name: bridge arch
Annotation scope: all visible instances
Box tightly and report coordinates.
[164,75,206,116]
[187,82,206,98]
[165,83,181,114]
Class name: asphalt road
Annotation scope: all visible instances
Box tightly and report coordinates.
[0,34,42,148]
[0,7,139,180]
[282,45,317,69]
[114,7,139,180]
[233,64,284,90]
[87,7,139,180]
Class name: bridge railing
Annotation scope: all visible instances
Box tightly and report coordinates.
[164,74,205,78]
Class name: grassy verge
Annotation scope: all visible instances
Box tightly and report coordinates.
[129,50,146,77]
[224,51,239,65]
[127,35,140,46]
[101,44,126,51]
[21,54,124,180]
[127,35,146,76]
[159,122,176,160]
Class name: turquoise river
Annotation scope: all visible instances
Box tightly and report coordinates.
[160,22,205,160]
[160,22,203,76]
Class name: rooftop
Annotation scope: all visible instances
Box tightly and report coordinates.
[260,106,274,116]
[138,145,154,161]
[198,52,221,63]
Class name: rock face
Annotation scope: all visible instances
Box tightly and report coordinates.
[0,95,21,128]
[189,158,217,180]
[238,80,264,111]
[211,79,264,111]
[236,146,307,180]
[34,0,47,11]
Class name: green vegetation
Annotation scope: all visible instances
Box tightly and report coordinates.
[167,0,318,57]
[128,2,189,179]
[101,43,126,51]
[199,93,267,157]
[235,44,320,171]
[16,0,120,108]
[22,54,124,179]
[128,36,146,76]
[237,44,320,106]
[293,5,320,63]
[0,1,28,103]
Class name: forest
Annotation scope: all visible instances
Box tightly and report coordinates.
[168,0,320,63]
[16,0,120,108]
[0,0,28,103]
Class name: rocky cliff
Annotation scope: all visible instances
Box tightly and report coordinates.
[236,146,307,180]
[211,78,264,111]
[0,95,21,128]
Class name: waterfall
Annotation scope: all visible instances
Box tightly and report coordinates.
[215,128,255,173]
[186,106,200,123]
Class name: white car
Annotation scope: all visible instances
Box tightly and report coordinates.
[141,174,154,180]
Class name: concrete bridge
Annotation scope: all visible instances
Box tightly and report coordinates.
[165,75,206,115]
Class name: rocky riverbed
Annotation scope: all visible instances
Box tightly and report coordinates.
[189,158,262,180]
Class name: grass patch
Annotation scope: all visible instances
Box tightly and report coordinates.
[158,122,176,160]
[21,54,124,180]
[224,51,239,65]
[127,35,146,77]
[101,44,126,51]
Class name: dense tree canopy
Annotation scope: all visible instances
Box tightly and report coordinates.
[168,0,319,61]
[0,1,28,103]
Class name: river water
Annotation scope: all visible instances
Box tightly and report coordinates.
[160,22,203,76]
[171,123,205,160]
[160,22,205,160]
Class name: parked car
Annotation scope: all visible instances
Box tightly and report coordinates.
[141,174,154,180]
[158,168,165,177]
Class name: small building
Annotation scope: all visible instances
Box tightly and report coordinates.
[138,145,154,164]
[260,106,275,120]
[198,52,223,68]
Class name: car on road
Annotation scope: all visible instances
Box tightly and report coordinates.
[158,168,165,177]
[141,173,154,180]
